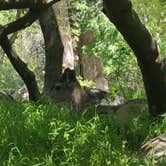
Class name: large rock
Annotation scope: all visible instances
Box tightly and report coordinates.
[81,56,109,92]
[140,135,166,162]
[115,99,148,126]
[12,85,29,101]
[97,99,148,124]
[85,88,107,102]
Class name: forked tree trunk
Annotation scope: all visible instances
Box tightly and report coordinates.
[103,0,166,115]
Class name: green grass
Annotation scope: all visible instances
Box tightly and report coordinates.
[0,100,166,166]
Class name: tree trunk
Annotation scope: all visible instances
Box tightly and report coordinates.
[103,0,166,115]
[54,0,75,70]
[0,37,40,101]
[39,6,64,96]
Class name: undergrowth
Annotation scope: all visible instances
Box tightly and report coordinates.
[0,100,166,166]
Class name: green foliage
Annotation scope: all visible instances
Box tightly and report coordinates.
[0,10,18,25]
[0,100,166,165]
[68,0,165,100]
[132,0,166,57]
[0,58,23,93]
[69,0,146,99]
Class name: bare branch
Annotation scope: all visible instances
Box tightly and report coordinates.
[0,0,61,10]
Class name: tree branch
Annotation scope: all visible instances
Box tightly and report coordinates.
[0,9,41,40]
[0,36,40,101]
[0,0,61,10]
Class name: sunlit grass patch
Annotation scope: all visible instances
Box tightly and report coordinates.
[0,100,165,165]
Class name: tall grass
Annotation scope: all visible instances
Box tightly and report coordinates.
[0,100,166,166]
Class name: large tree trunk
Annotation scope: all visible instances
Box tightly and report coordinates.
[39,6,64,96]
[0,37,40,101]
[54,0,75,70]
[103,0,166,115]
[39,1,75,98]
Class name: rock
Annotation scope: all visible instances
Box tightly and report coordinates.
[115,99,148,126]
[12,85,29,101]
[85,88,107,102]
[96,98,147,117]
[80,56,109,92]
[95,73,109,92]
[110,94,124,105]
[140,135,166,162]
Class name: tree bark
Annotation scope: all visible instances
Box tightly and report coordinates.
[39,6,64,96]
[103,0,166,115]
[54,0,75,70]
[0,37,40,101]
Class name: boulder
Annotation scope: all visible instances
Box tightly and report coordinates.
[96,99,147,123]
[140,135,166,162]
[81,56,109,92]
[12,85,29,101]
[85,88,107,102]
[115,99,148,126]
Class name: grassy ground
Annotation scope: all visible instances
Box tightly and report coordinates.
[0,100,166,166]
